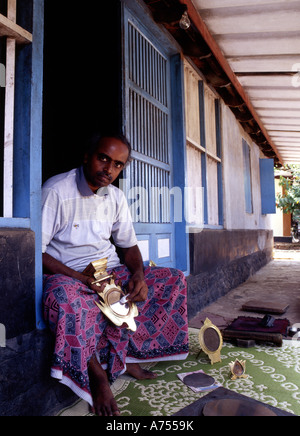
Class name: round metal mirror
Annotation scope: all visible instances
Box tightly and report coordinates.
[108,289,130,317]
[198,318,223,365]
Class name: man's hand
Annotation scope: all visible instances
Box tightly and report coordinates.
[84,276,108,294]
[43,253,103,292]
[84,274,118,295]
[127,272,148,303]
[119,245,149,303]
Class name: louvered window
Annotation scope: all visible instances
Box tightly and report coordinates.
[184,60,223,229]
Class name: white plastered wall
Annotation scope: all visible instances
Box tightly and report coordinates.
[221,102,273,231]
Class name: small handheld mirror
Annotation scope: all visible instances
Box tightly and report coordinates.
[229,359,248,381]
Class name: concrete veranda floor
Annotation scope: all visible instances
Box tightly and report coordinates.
[189,244,300,332]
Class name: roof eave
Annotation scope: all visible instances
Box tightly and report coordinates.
[143,0,284,165]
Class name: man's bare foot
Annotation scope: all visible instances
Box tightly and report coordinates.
[88,355,120,416]
[126,363,158,380]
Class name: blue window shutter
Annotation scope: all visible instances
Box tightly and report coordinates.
[215,99,223,226]
[243,140,253,214]
[260,159,276,215]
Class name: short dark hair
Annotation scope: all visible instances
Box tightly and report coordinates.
[84,132,132,162]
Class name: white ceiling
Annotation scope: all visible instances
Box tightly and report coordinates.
[192,0,300,164]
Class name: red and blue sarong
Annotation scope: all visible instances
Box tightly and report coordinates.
[43,266,189,406]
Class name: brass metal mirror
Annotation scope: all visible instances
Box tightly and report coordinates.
[229,359,248,381]
[198,318,223,365]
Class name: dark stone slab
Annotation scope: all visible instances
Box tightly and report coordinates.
[187,249,271,320]
[173,387,295,417]
[189,229,273,276]
[0,229,35,338]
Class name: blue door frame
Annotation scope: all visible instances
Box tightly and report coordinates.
[0,0,44,329]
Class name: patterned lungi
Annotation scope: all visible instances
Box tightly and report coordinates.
[43,265,189,406]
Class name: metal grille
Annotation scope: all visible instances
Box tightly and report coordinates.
[128,89,169,164]
[130,159,171,223]
[127,21,171,224]
[128,22,167,106]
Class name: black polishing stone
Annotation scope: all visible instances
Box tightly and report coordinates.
[183,373,215,388]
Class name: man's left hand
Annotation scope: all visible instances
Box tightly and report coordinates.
[127,272,148,302]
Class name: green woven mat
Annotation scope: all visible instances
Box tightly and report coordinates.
[58,328,300,416]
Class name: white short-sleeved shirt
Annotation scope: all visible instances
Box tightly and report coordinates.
[42,167,138,271]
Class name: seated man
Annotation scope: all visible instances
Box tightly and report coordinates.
[42,133,189,416]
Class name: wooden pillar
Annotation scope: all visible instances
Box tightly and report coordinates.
[3,0,17,217]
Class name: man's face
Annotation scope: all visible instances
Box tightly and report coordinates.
[83,137,129,191]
